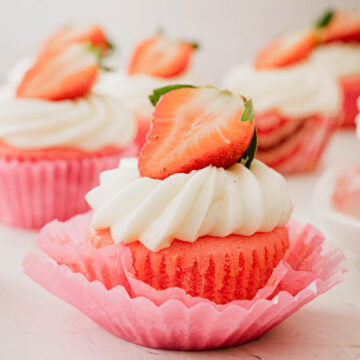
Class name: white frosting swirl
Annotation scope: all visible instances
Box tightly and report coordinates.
[86,158,293,251]
[309,43,360,77]
[94,70,201,119]
[0,94,135,150]
[222,62,341,117]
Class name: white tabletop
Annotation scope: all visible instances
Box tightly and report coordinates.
[1,130,360,360]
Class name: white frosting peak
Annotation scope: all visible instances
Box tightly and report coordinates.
[86,158,293,251]
[94,70,201,119]
[0,94,135,150]
[222,62,341,117]
[309,42,360,78]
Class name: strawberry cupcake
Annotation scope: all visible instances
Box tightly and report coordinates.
[222,62,340,174]
[94,33,201,148]
[0,42,136,229]
[24,86,345,349]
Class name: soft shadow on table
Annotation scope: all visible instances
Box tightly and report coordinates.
[137,308,360,360]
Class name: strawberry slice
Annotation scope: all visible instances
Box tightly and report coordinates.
[138,86,255,179]
[16,43,98,101]
[320,10,360,43]
[39,24,111,60]
[255,29,317,69]
[128,35,197,78]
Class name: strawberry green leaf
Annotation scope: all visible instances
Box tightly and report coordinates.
[239,128,257,168]
[84,42,113,71]
[241,98,254,123]
[191,42,200,50]
[105,39,115,55]
[149,84,197,106]
[314,10,334,29]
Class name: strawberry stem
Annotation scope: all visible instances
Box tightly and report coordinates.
[314,9,334,29]
[239,128,257,169]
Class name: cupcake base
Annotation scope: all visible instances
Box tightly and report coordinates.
[0,144,137,229]
[23,214,345,350]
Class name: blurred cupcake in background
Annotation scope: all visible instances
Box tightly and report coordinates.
[222,8,360,174]
[94,33,202,148]
[222,62,340,174]
[309,10,360,127]
[0,40,136,229]
[314,97,360,256]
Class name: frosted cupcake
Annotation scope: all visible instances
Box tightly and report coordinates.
[222,62,340,174]
[24,86,345,349]
[0,42,136,229]
[95,33,200,148]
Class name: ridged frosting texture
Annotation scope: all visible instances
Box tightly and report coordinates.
[0,94,135,150]
[221,62,340,117]
[94,70,201,119]
[86,158,293,251]
[309,43,360,77]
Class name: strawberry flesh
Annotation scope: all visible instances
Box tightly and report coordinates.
[128,35,195,78]
[321,10,360,43]
[16,43,98,101]
[38,24,110,61]
[138,87,255,179]
[255,29,317,69]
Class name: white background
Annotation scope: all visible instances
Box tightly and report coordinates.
[0,0,359,83]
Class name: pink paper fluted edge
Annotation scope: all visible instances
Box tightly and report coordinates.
[23,215,346,350]
[0,143,138,229]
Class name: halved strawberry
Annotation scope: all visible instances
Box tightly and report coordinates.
[138,86,255,179]
[320,10,360,43]
[255,29,317,69]
[38,24,111,60]
[128,34,197,78]
[16,43,98,101]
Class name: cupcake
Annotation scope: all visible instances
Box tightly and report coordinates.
[94,33,201,148]
[0,42,136,229]
[222,62,340,174]
[24,86,345,349]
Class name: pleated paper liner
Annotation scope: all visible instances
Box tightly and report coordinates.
[23,214,346,350]
[255,112,336,174]
[0,144,137,229]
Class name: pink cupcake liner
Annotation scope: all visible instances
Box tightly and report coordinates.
[255,112,336,174]
[0,144,138,229]
[23,214,345,350]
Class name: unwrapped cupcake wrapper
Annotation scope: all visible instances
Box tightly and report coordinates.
[23,214,346,350]
[0,144,137,229]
